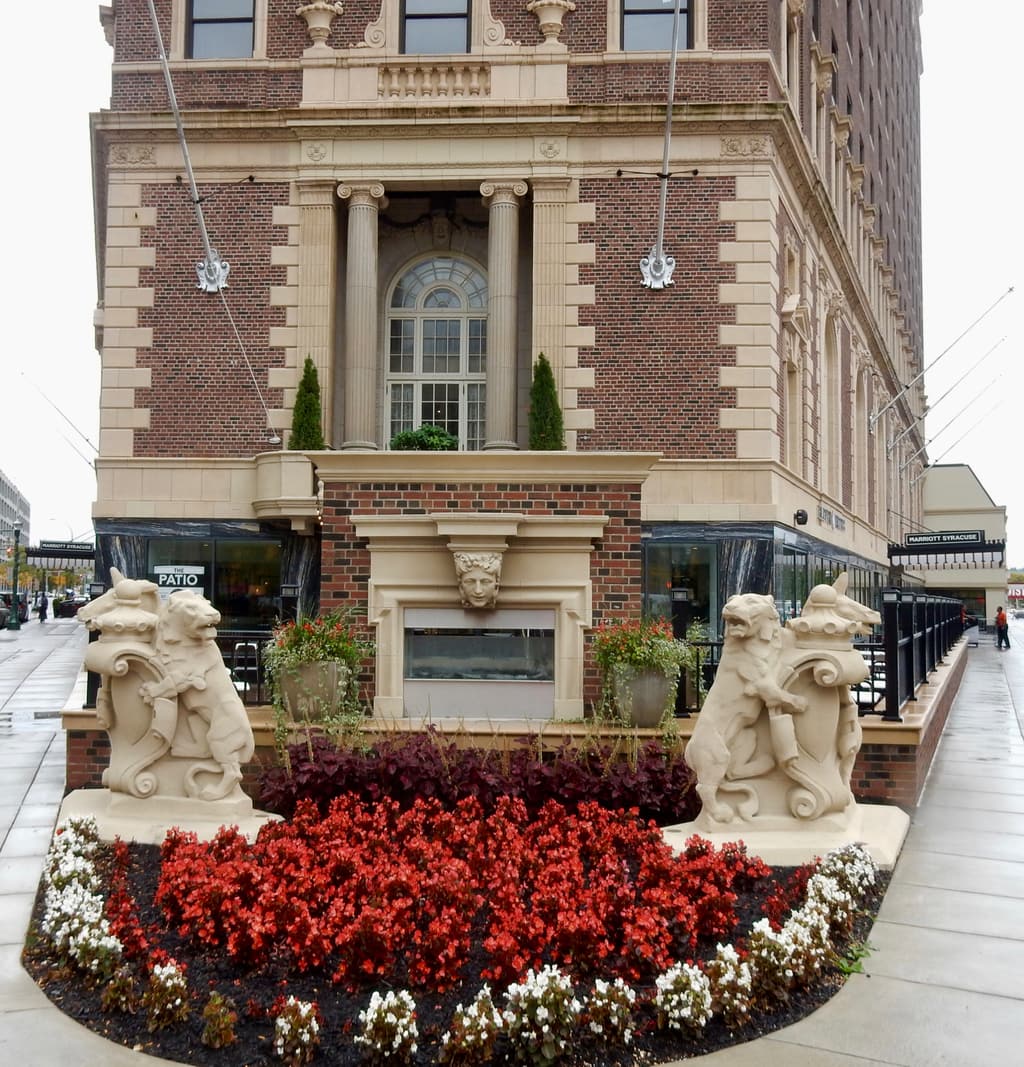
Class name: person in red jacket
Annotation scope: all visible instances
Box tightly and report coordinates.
[995,606,1010,649]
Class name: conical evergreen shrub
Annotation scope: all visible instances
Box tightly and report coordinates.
[288,356,325,450]
[528,352,565,450]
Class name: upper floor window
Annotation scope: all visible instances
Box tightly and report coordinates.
[623,0,691,51]
[187,0,254,59]
[401,0,471,55]
[386,257,488,450]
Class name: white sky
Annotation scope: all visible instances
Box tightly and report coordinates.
[2,4,1019,561]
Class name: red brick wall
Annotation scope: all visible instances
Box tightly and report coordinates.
[576,177,737,456]
[709,0,771,50]
[110,0,303,110]
[66,731,110,792]
[319,480,645,706]
[112,69,303,110]
[132,181,289,457]
[852,649,966,808]
[569,60,774,104]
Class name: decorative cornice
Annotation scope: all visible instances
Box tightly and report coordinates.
[311,450,661,484]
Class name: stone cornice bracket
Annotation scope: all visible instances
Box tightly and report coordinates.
[526,0,575,48]
[811,44,836,95]
[99,5,115,46]
[297,2,344,51]
[480,179,529,205]
[831,109,851,151]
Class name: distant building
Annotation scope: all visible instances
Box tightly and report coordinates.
[905,464,1008,626]
[0,468,30,546]
[89,1,926,717]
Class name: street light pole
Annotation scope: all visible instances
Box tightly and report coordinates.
[7,521,22,631]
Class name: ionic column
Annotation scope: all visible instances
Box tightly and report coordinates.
[338,181,386,450]
[296,180,338,438]
[481,180,527,450]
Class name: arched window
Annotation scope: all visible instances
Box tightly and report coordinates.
[385,256,488,449]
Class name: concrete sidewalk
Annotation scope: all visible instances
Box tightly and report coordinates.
[0,620,1022,1064]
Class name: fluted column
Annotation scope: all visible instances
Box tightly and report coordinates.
[338,182,386,450]
[481,180,527,450]
[296,180,338,439]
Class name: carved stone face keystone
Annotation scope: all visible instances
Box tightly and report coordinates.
[453,552,501,609]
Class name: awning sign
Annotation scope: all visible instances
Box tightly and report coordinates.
[904,530,985,548]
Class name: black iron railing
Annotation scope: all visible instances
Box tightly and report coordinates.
[217,629,273,705]
[879,588,964,722]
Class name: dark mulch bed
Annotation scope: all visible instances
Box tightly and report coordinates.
[23,842,887,1065]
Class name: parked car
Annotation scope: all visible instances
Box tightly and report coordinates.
[0,592,29,623]
[1014,609,1024,620]
[54,595,89,619]
[0,602,7,627]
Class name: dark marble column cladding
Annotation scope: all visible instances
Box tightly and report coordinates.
[719,538,774,602]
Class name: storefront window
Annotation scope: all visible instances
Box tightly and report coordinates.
[643,543,716,637]
[147,538,281,629]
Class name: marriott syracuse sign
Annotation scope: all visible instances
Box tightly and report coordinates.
[904,530,985,548]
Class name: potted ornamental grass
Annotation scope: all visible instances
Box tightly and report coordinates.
[592,617,688,727]
[263,612,373,729]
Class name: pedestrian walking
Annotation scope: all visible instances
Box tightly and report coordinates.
[995,605,1010,649]
[37,595,48,623]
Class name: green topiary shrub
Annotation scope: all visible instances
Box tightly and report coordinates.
[528,352,565,450]
[287,356,325,450]
[389,423,458,451]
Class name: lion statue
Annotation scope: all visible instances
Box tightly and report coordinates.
[684,593,807,823]
[138,590,256,801]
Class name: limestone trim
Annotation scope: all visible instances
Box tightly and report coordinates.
[352,511,608,718]
[532,178,595,445]
[717,172,782,462]
[311,449,660,483]
[92,453,319,529]
[294,180,338,441]
[99,183,151,461]
[641,458,891,564]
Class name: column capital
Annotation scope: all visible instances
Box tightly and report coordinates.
[480,179,528,205]
[296,178,339,206]
[338,182,387,207]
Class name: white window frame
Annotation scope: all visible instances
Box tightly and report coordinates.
[171,0,268,61]
[609,0,707,52]
[385,256,488,450]
[363,0,507,53]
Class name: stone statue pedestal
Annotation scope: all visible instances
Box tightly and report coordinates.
[662,802,910,870]
[57,788,281,845]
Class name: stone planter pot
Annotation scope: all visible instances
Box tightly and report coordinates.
[279,661,347,721]
[612,668,675,727]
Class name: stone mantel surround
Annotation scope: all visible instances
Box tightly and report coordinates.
[312,450,661,718]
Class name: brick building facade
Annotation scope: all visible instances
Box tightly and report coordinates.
[89,0,925,719]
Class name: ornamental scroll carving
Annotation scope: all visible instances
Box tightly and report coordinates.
[720,135,774,159]
[110,144,155,166]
